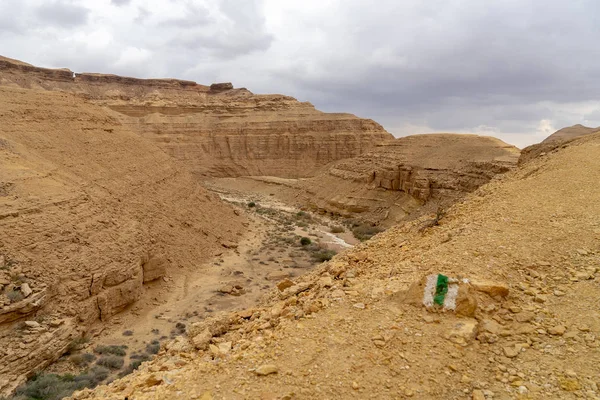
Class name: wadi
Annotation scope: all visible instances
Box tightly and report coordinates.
[0,56,599,400]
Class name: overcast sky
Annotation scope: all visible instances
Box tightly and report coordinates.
[1,0,600,147]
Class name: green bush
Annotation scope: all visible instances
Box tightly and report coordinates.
[96,355,124,369]
[12,366,110,400]
[300,237,312,246]
[94,345,127,357]
[312,249,337,262]
[70,353,96,367]
[6,289,24,303]
[122,330,134,336]
[118,360,143,378]
[351,224,384,241]
[145,340,160,355]
[247,201,256,208]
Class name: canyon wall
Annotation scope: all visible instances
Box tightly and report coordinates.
[0,56,393,178]
[0,85,244,395]
[297,134,520,224]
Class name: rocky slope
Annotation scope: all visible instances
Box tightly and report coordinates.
[520,124,600,165]
[0,86,245,395]
[0,56,393,178]
[74,132,600,400]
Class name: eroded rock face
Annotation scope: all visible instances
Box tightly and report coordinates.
[0,85,244,395]
[294,134,520,224]
[0,56,393,178]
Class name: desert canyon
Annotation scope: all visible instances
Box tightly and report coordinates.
[0,56,599,400]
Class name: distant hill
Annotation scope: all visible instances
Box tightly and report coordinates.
[542,124,600,143]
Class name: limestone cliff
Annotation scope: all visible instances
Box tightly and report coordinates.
[0,86,244,395]
[0,56,393,178]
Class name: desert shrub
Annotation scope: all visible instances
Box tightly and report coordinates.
[94,345,127,356]
[70,352,96,367]
[96,355,124,369]
[145,340,161,355]
[6,289,24,303]
[247,201,256,208]
[351,224,384,241]
[300,237,312,246]
[296,221,308,228]
[74,366,110,387]
[312,249,337,262]
[13,373,76,400]
[12,367,109,400]
[118,360,144,378]
[122,330,134,336]
[130,352,151,361]
[66,337,89,354]
[330,225,345,233]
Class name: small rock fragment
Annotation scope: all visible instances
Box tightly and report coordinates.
[255,364,278,376]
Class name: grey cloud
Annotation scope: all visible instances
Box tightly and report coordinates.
[35,0,90,28]
[111,0,131,5]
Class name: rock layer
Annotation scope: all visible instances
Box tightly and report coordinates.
[274,134,520,225]
[0,56,393,178]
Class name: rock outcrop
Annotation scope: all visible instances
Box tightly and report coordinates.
[0,85,244,395]
[0,56,393,178]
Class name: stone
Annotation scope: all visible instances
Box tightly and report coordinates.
[472,389,486,400]
[446,319,478,346]
[503,345,520,358]
[470,280,510,298]
[480,319,501,334]
[199,392,213,400]
[266,271,290,281]
[549,325,566,336]
[191,329,213,350]
[254,364,278,376]
[352,381,359,390]
[559,378,581,391]
[24,321,40,329]
[353,303,366,309]
[277,279,294,292]
[144,374,163,387]
[20,283,32,297]
[515,312,535,323]
[318,276,334,288]
[209,82,234,92]
[218,285,234,294]
[399,274,477,317]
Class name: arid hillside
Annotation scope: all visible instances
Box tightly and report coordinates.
[0,86,245,395]
[520,124,600,165]
[0,56,393,178]
[542,124,600,143]
[75,132,600,400]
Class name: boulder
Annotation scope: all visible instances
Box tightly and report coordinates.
[470,279,509,298]
[399,274,478,317]
[209,82,234,92]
